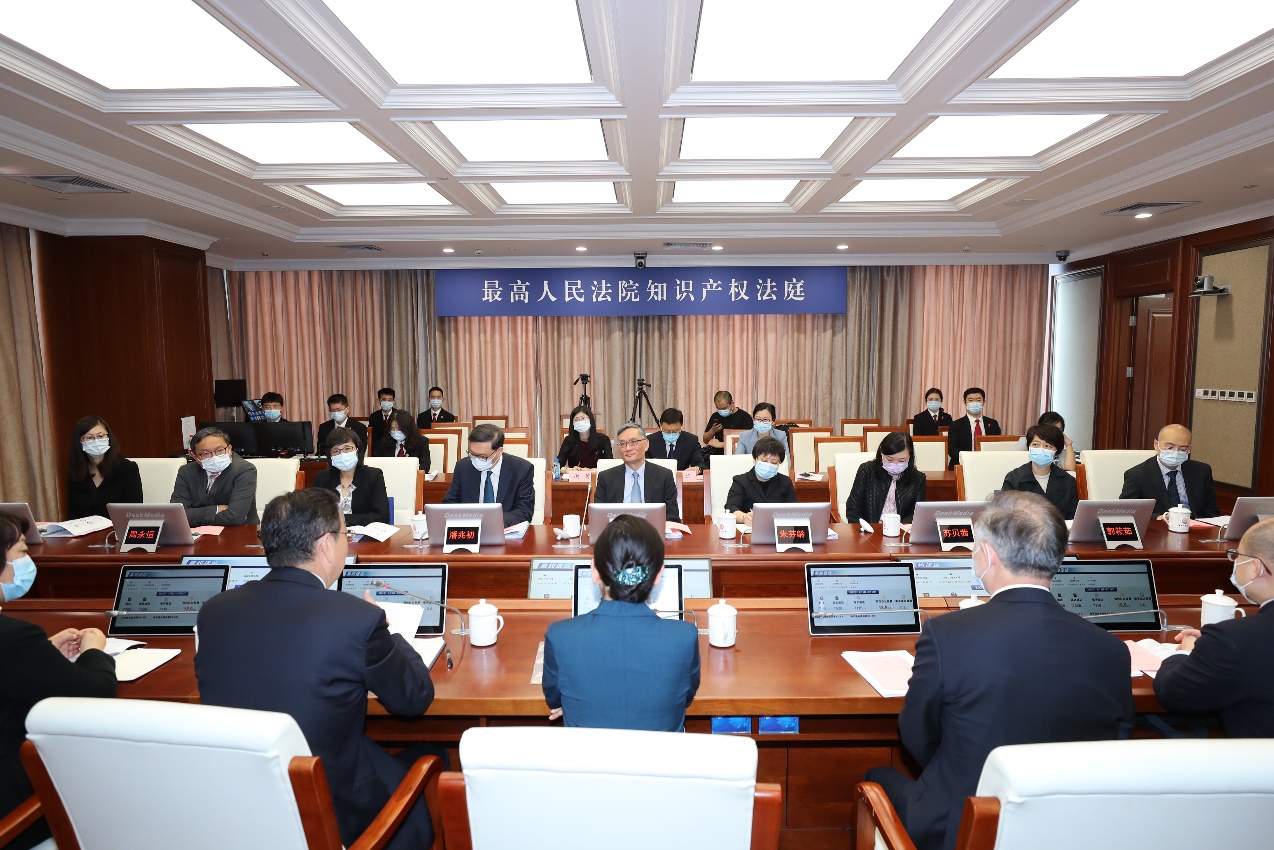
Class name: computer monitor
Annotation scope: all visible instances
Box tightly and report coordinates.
[572,563,684,620]
[180,556,354,590]
[337,564,449,635]
[528,558,590,599]
[586,503,666,544]
[666,558,712,598]
[908,501,990,545]
[108,565,228,636]
[805,562,921,636]
[1069,499,1156,544]
[1050,559,1162,631]
[423,503,508,546]
[256,421,314,456]
[904,556,985,598]
[0,503,42,544]
[199,421,260,455]
[749,502,832,545]
[106,503,197,547]
[1226,497,1274,541]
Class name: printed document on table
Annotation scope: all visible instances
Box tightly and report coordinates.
[842,650,914,698]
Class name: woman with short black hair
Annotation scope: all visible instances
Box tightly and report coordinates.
[1001,424,1079,519]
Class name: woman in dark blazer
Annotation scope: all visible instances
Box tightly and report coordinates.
[911,387,954,437]
[725,435,796,524]
[556,405,613,470]
[66,415,142,519]
[313,427,390,527]
[1001,424,1078,520]
[542,515,700,732]
[373,410,430,474]
[844,431,928,523]
[0,514,118,850]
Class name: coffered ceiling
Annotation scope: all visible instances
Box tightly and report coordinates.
[1,0,1273,269]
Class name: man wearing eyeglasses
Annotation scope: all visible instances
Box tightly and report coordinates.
[170,427,258,526]
[595,422,680,522]
[442,423,536,527]
[1154,518,1274,737]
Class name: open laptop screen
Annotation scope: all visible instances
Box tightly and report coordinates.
[528,558,589,599]
[904,557,986,598]
[337,564,449,635]
[572,563,684,620]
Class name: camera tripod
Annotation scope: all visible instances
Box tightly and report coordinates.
[629,378,659,425]
[573,373,591,409]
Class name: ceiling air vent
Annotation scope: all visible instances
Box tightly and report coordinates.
[329,244,385,253]
[662,241,714,250]
[7,175,126,194]
[1102,201,1197,216]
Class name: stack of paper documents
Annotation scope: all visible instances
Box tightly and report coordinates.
[842,650,914,697]
[1126,639,1185,678]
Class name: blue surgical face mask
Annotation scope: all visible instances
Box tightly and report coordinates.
[1159,449,1188,468]
[1029,447,1056,467]
[331,452,358,472]
[201,453,232,475]
[717,407,731,417]
[662,431,679,444]
[390,430,406,443]
[81,437,110,457]
[926,400,941,413]
[966,401,984,416]
[2,555,36,601]
[754,461,779,481]
[331,410,347,424]
[380,401,394,412]
[754,421,772,434]
[429,399,443,410]
[470,455,494,472]
[263,409,282,421]
[573,420,591,434]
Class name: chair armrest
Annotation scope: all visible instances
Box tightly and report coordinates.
[855,782,916,850]
[0,795,41,848]
[438,772,471,850]
[750,782,782,850]
[350,754,444,850]
[952,796,1000,850]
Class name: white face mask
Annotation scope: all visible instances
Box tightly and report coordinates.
[201,453,232,474]
[966,401,984,416]
[82,437,110,457]
[926,400,941,413]
[573,420,591,434]
[390,430,406,443]
[1231,558,1261,604]
[429,399,443,410]
[331,410,347,423]
[331,451,358,472]
[1159,448,1188,468]
[972,543,992,587]
[380,401,394,412]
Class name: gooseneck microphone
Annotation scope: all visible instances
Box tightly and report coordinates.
[1082,609,1189,632]
[369,580,469,635]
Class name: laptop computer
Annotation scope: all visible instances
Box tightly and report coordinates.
[0,503,42,544]
[337,563,449,635]
[1226,497,1274,541]
[106,503,198,547]
[108,565,229,636]
[1050,559,1162,631]
[424,503,508,546]
[750,502,832,545]
[572,563,684,620]
[908,501,990,545]
[805,562,922,635]
[586,503,666,544]
[1068,499,1156,543]
[528,558,590,599]
[180,556,353,590]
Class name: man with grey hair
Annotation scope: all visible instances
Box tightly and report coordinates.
[170,426,258,525]
[863,490,1133,850]
[595,422,680,522]
[1154,517,1274,737]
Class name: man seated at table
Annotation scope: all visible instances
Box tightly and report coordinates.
[946,386,1000,470]
[596,422,680,522]
[442,423,536,527]
[317,393,368,458]
[651,407,703,474]
[1119,423,1219,519]
[1154,517,1274,737]
[725,435,796,525]
[863,490,1133,850]
[196,489,438,850]
[418,386,457,428]
[259,391,288,422]
[701,390,752,457]
[171,427,258,526]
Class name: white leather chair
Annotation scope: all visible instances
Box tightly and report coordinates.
[1079,449,1157,500]
[789,427,833,474]
[503,437,532,459]
[978,435,1027,451]
[527,457,546,525]
[911,435,949,472]
[956,451,1030,501]
[831,452,875,521]
[840,419,879,438]
[430,430,461,473]
[859,739,1274,850]
[19,697,440,850]
[707,454,755,518]
[864,426,909,455]
[245,457,301,518]
[439,726,780,850]
[428,441,446,477]
[134,457,187,504]
[364,456,419,524]
[815,437,864,473]
[472,415,508,428]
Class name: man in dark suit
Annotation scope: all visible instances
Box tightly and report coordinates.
[316,393,368,458]
[1155,518,1274,737]
[650,407,704,473]
[170,427,258,525]
[196,489,436,850]
[912,387,954,436]
[442,423,536,526]
[864,491,1133,850]
[418,386,458,429]
[368,387,400,447]
[595,422,680,522]
[946,386,1001,469]
[1119,423,1220,518]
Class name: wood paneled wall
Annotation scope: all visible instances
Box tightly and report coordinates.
[37,234,211,513]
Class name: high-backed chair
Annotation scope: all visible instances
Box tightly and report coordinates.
[815,437,865,473]
[1079,449,1157,500]
[789,427,833,474]
[472,415,508,428]
[955,451,1029,501]
[134,457,187,504]
[978,435,1026,451]
[364,456,420,524]
[428,441,447,477]
[864,426,910,455]
[831,452,875,521]
[503,437,532,459]
[856,739,1274,850]
[911,435,949,472]
[840,418,880,438]
[596,458,682,517]
[17,697,440,850]
[706,454,755,518]
[722,429,747,456]
[439,726,780,850]
[428,429,461,473]
[527,457,547,525]
[245,457,301,518]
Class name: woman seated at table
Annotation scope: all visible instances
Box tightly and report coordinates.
[1037,410,1077,471]
[542,515,700,732]
[556,405,612,470]
[734,402,788,457]
[311,428,389,527]
[1001,424,1078,520]
[725,436,796,526]
[0,513,118,850]
[844,431,927,524]
[373,410,430,473]
[912,387,953,436]
[66,415,142,519]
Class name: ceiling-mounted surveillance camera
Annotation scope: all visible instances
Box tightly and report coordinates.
[474,248,483,256]
[1056,250,1071,262]
[1189,274,1230,297]
[634,251,647,269]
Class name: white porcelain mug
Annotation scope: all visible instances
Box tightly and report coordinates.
[410,512,428,540]
[881,512,901,537]
[468,599,505,647]
[717,512,737,539]
[708,599,737,648]
[1200,589,1246,625]
[1167,504,1191,533]
[562,514,582,539]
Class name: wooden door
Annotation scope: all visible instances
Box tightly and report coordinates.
[1128,294,1175,448]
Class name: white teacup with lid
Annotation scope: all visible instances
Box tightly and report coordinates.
[717,512,737,539]
[708,599,737,648]
[468,599,505,647]
[1167,504,1191,533]
[1200,589,1246,625]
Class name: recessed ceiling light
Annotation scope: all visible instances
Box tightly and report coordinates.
[836,244,849,250]
[442,247,455,253]
[672,180,799,203]
[679,117,850,159]
[840,178,983,202]
[575,246,588,252]
[432,119,607,162]
[711,245,724,251]
[491,182,618,204]
[894,114,1107,158]
[304,183,449,206]
[185,123,395,165]
[1134,212,1153,218]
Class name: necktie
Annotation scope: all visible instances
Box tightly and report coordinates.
[206,471,220,492]
[397,444,405,458]
[483,472,494,504]
[627,470,641,503]
[973,419,982,449]
[1166,469,1187,508]
[667,440,675,459]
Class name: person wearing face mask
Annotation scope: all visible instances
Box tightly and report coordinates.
[312,429,389,527]
[417,386,457,429]
[912,388,953,437]
[946,387,1001,470]
[1154,518,1274,737]
[368,387,400,447]
[1119,423,1219,519]
[1036,411,1076,472]
[442,424,536,526]
[0,512,118,850]
[317,393,368,459]
[373,411,430,473]
[650,408,703,473]
[999,424,1078,520]
[171,427,259,526]
[701,391,752,457]
[843,431,927,524]
[66,414,142,520]
[259,391,288,423]
[863,491,1133,850]
[734,402,788,458]
[556,405,613,470]
[725,436,796,525]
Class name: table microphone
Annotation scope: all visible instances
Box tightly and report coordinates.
[661,609,699,627]
[369,580,469,635]
[1081,609,1189,631]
